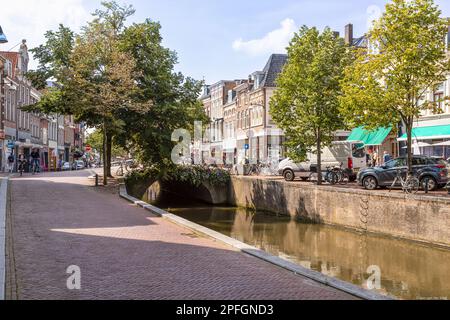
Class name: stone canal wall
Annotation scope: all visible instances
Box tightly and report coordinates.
[228,177,450,248]
[131,176,450,248]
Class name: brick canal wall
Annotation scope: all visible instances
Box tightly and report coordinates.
[228,177,450,248]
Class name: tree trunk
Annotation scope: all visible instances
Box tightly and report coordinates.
[106,132,112,178]
[103,121,108,186]
[316,130,322,185]
[406,119,413,175]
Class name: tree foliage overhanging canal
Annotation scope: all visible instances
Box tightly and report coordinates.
[125,165,231,200]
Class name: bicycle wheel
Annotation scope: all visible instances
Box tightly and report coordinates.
[404,176,420,194]
[327,172,339,185]
[339,171,349,185]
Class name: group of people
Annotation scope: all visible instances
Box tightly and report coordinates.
[6,148,41,174]
[367,149,392,167]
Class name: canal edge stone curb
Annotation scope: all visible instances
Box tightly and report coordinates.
[118,184,394,301]
[0,176,9,301]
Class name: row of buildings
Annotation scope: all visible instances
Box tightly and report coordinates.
[199,53,287,165]
[0,38,85,172]
[198,23,450,165]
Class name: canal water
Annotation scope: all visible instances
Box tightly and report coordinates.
[148,192,450,300]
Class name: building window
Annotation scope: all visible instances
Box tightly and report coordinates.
[433,90,444,112]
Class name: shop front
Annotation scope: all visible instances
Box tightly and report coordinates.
[222,139,237,165]
[347,126,395,166]
[398,124,450,160]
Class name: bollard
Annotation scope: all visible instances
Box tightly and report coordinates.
[424,177,429,194]
[95,174,99,187]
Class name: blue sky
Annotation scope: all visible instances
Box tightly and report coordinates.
[1,0,450,84]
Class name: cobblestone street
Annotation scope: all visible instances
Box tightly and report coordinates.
[5,170,356,300]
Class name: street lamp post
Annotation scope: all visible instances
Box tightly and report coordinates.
[0,59,4,172]
[0,25,7,44]
[0,25,8,171]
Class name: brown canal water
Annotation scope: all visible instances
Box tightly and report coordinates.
[149,192,450,300]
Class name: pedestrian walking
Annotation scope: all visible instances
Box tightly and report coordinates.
[17,154,27,176]
[7,153,15,173]
[30,148,41,173]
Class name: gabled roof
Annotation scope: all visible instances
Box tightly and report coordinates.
[260,54,288,88]
[0,51,19,77]
[352,36,368,48]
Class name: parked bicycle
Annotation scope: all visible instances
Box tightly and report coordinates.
[116,161,127,176]
[325,166,339,185]
[248,163,262,176]
[389,169,420,194]
[115,159,137,176]
[333,163,350,185]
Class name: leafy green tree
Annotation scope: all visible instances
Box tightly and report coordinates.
[27,24,74,90]
[86,129,127,159]
[65,2,149,185]
[340,0,450,173]
[118,19,207,167]
[27,0,206,182]
[270,26,352,184]
[26,1,148,185]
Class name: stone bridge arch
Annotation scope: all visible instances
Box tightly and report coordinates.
[126,178,229,205]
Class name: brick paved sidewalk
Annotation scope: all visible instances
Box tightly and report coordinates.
[5,170,356,300]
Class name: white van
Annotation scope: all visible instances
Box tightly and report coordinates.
[277,141,366,181]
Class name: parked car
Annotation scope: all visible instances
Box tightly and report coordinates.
[62,162,71,171]
[357,156,449,191]
[277,141,366,182]
[72,160,85,170]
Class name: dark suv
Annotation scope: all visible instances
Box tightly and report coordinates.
[357,156,449,191]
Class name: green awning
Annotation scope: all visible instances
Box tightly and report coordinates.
[347,126,392,146]
[399,125,450,141]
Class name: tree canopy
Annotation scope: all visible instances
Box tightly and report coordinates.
[340,0,450,172]
[26,0,206,184]
[270,26,352,184]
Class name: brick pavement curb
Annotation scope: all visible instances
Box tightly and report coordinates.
[118,184,393,301]
[0,176,9,300]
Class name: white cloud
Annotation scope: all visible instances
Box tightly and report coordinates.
[232,18,298,56]
[0,0,91,68]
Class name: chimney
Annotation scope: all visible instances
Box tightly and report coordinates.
[447,18,450,50]
[345,23,353,45]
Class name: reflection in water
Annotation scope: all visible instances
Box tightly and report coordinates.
[150,192,450,300]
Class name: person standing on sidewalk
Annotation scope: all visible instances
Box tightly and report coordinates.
[30,148,41,173]
[371,151,378,167]
[7,153,15,173]
[383,151,392,164]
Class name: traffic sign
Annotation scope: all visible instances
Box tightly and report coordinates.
[244,144,249,150]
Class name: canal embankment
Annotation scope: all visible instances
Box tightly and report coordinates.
[135,176,450,248]
[228,176,450,248]
[119,184,388,300]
